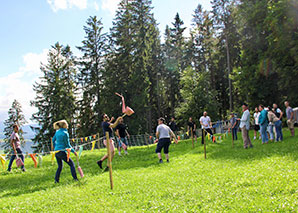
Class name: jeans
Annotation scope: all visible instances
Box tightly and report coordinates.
[7,148,25,171]
[260,123,269,143]
[274,120,283,141]
[268,124,274,140]
[232,127,238,140]
[55,151,77,182]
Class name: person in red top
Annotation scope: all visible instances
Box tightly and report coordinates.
[7,124,26,172]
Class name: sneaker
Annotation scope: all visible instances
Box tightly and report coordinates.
[55,180,59,184]
[125,151,128,155]
[167,159,169,163]
[104,166,109,172]
[249,145,253,148]
[159,159,163,163]
[118,152,122,156]
[253,136,256,140]
[21,168,26,172]
[97,160,103,169]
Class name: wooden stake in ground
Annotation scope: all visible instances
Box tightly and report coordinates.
[232,131,234,148]
[105,132,114,190]
[203,129,206,159]
[191,127,194,148]
[50,137,53,151]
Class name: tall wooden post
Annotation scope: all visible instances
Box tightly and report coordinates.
[191,127,194,148]
[232,130,234,148]
[105,132,113,190]
[203,129,206,159]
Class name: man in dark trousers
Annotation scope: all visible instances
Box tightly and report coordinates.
[169,117,178,134]
[187,117,197,141]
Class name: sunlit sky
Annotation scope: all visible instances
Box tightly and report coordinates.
[0,0,212,123]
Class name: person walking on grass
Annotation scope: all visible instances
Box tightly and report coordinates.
[229,113,238,140]
[273,103,283,141]
[253,107,261,140]
[200,111,216,144]
[52,120,78,183]
[238,103,253,149]
[285,101,295,136]
[97,114,122,171]
[115,117,130,156]
[7,124,26,172]
[258,104,269,144]
[187,117,197,141]
[155,117,178,163]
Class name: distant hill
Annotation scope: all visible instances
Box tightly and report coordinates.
[0,122,38,140]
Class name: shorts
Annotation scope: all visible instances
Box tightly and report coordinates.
[103,138,115,152]
[287,119,294,129]
[155,138,171,154]
[254,124,260,131]
[118,137,128,147]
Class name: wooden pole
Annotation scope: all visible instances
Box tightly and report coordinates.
[191,127,194,148]
[203,129,206,159]
[105,132,113,190]
[232,130,234,148]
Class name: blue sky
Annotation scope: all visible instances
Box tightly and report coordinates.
[0,0,211,123]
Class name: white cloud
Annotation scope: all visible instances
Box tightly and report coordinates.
[101,0,120,15]
[0,50,48,123]
[47,0,87,12]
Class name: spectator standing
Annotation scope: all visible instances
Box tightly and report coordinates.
[267,107,280,142]
[258,105,269,144]
[169,117,178,135]
[229,113,238,140]
[238,103,253,149]
[285,101,295,136]
[272,103,283,141]
[187,117,197,142]
[253,107,261,140]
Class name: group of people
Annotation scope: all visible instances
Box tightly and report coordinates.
[6,101,295,182]
[236,101,295,149]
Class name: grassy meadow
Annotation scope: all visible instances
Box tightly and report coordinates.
[0,128,297,212]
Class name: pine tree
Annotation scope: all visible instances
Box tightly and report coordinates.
[31,43,77,152]
[3,100,27,150]
[76,16,107,136]
[104,0,162,133]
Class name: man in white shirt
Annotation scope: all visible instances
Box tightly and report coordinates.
[238,103,253,149]
[200,111,215,144]
[155,118,178,163]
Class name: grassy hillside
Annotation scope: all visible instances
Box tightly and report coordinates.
[0,129,297,212]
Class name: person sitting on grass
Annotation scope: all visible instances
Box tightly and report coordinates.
[7,124,26,172]
[154,117,178,163]
[97,114,122,171]
[115,117,130,156]
[52,120,78,183]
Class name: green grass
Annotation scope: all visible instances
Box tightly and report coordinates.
[0,129,297,212]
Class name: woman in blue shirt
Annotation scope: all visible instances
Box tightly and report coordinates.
[258,105,269,144]
[52,120,78,183]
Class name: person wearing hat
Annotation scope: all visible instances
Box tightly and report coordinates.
[238,103,253,149]
[7,124,26,172]
[154,117,178,163]
[52,120,78,183]
[97,114,122,171]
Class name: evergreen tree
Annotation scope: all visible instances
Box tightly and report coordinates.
[31,43,77,152]
[76,16,107,137]
[104,0,162,133]
[3,100,27,150]
[162,13,187,116]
